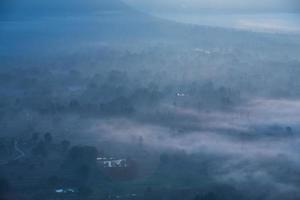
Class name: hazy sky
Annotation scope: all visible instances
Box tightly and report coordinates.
[1,0,299,33]
[123,0,300,33]
[123,0,300,13]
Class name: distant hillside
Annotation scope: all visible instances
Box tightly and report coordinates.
[1,0,131,20]
[0,0,299,56]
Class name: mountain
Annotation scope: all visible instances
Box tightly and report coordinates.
[1,0,131,20]
[2,0,217,56]
[0,0,165,54]
[0,0,298,57]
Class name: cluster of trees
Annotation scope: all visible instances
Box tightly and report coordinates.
[142,184,244,200]
[30,132,71,157]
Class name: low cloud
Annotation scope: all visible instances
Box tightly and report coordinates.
[236,19,300,33]
[82,98,300,195]
[86,98,300,157]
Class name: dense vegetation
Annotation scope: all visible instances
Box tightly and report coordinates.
[1,0,300,199]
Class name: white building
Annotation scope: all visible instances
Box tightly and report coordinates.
[97,157,128,168]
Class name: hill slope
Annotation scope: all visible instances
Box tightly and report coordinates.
[0,0,299,56]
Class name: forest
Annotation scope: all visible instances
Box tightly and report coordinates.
[1,0,300,199]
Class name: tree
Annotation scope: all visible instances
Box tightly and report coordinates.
[67,146,98,167]
[47,176,60,188]
[78,186,93,198]
[61,140,71,153]
[101,96,134,115]
[286,126,293,135]
[144,187,154,200]
[77,164,91,181]
[202,192,217,200]
[143,187,161,200]
[69,99,80,110]
[31,132,40,143]
[138,136,144,147]
[193,194,201,200]
[32,141,48,157]
[159,153,169,165]
[44,132,52,144]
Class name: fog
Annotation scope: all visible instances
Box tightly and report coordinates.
[1,0,300,200]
